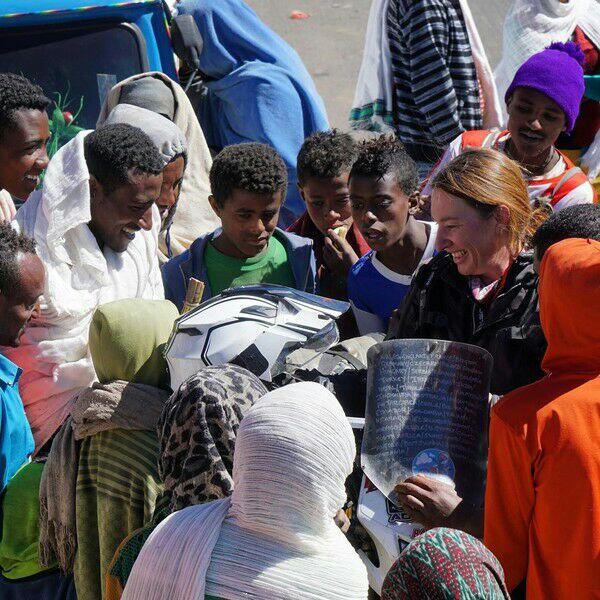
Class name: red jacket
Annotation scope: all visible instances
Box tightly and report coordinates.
[484,238,600,598]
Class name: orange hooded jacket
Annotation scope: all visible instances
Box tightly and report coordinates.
[484,238,600,599]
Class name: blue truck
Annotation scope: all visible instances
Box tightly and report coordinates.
[0,1,179,128]
[0,0,204,154]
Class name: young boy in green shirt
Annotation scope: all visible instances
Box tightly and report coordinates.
[162,143,317,311]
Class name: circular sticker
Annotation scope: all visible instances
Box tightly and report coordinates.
[412,449,455,485]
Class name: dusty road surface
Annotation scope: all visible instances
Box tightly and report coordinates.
[245,0,511,128]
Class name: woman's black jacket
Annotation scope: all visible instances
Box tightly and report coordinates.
[387,251,546,396]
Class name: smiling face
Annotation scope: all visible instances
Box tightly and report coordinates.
[209,188,282,259]
[0,252,45,347]
[156,155,185,231]
[0,109,50,199]
[431,187,513,284]
[88,170,163,253]
[506,87,566,167]
[349,172,410,252]
[300,173,353,235]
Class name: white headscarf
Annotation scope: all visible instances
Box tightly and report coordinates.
[495,0,600,122]
[104,104,187,167]
[122,382,369,600]
[97,72,220,261]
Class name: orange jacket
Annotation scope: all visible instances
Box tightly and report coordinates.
[484,238,600,599]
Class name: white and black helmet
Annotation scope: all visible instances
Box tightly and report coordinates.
[164,284,349,390]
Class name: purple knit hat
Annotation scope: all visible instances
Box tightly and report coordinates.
[505,41,585,133]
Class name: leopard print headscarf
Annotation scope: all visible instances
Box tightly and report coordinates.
[158,364,267,511]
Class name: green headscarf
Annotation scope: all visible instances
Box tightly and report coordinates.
[0,462,47,579]
[89,299,179,390]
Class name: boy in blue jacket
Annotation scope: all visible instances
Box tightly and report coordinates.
[162,142,316,311]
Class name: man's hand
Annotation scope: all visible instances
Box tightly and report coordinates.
[0,193,16,223]
[394,475,484,537]
[323,228,359,276]
[395,475,462,529]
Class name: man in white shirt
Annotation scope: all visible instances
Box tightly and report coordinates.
[4,123,165,453]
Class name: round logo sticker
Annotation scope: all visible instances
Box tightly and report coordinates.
[412,449,455,485]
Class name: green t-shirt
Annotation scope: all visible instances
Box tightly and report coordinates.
[205,236,296,295]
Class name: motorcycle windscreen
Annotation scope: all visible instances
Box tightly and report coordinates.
[361,339,493,507]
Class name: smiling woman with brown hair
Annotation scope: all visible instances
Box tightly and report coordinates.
[388,148,547,397]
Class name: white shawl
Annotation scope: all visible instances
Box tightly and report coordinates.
[123,382,369,600]
[350,0,502,130]
[495,0,600,123]
[97,72,220,261]
[3,131,164,452]
[349,0,394,132]
[582,129,600,178]
[458,0,503,129]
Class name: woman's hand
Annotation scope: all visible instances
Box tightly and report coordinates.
[0,193,16,223]
[394,475,462,529]
[323,228,359,276]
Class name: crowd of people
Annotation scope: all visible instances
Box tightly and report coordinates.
[0,0,598,598]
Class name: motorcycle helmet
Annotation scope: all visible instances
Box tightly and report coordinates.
[165,284,349,390]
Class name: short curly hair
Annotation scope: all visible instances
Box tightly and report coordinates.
[209,143,287,206]
[532,203,600,260]
[84,124,164,194]
[349,135,418,195]
[0,73,50,140]
[0,222,37,296]
[297,130,357,186]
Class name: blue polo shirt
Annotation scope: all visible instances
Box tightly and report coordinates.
[347,222,438,334]
[0,353,34,490]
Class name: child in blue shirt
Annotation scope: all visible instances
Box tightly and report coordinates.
[347,137,437,334]
[0,224,41,488]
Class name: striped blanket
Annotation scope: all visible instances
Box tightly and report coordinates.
[73,429,163,600]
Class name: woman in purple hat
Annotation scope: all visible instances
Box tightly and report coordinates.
[422,41,596,213]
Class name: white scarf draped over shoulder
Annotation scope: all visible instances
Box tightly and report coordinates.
[123,382,369,600]
[495,0,600,123]
[349,0,395,132]
[350,0,502,131]
[4,131,164,452]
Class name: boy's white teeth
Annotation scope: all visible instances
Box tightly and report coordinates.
[123,227,137,235]
[521,131,543,140]
[451,250,467,258]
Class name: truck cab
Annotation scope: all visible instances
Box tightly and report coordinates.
[0,0,178,130]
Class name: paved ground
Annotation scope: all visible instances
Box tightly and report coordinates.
[245,0,511,128]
